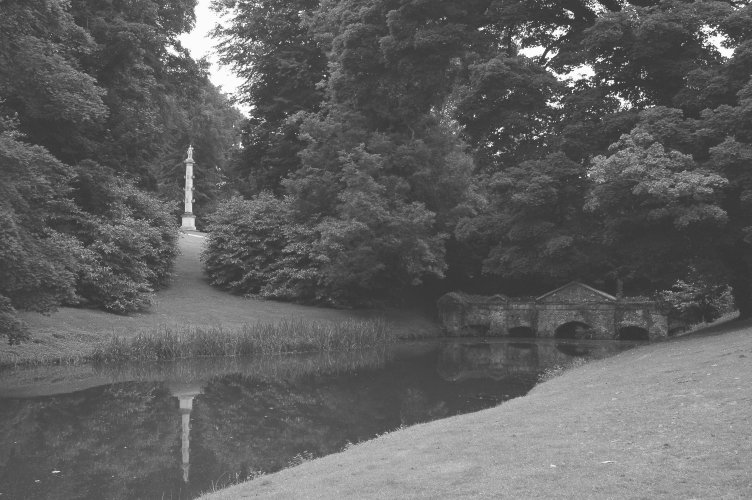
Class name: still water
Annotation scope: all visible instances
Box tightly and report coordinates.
[0,339,639,499]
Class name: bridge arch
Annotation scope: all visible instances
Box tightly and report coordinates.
[618,325,650,341]
[507,326,535,338]
[554,321,594,340]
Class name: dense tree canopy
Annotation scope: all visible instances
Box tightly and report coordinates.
[0,0,241,342]
[6,0,751,329]
[208,0,752,317]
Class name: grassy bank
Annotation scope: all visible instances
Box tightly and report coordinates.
[201,318,752,500]
[1,233,440,367]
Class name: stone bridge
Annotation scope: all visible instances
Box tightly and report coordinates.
[437,282,669,341]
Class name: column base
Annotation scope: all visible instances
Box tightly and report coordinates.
[181,213,196,231]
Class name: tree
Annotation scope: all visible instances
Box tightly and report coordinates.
[457,152,605,292]
[0,128,82,343]
[0,124,180,343]
[63,162,179,313]
[208,0,752,310]
[578,1,735,112]
[203,194,292,294]
[213,0,328,194]
[0,0,211,340]
[67,0,197,176]
[587,101,752,317]
[586,123,728,288]
[454,54,564,170]
[0,0,109,162]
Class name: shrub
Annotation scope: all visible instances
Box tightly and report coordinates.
[70,178,179,313]
[203,194,299,292]
[0,131,179,343]
[0,131,81,342]
[659,274,735,325]
[203,171,447,306]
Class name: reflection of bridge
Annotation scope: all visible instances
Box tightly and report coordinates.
[438,282,668,341]
[436,340,629,381]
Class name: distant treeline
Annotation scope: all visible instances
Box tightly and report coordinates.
[205,0,752,317]
[0,0,242,342]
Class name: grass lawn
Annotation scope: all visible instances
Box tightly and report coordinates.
[201,318,752,500]
[1,232,440,366]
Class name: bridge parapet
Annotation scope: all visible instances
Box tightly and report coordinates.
[437,282,669,340]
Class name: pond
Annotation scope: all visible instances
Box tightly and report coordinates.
[0,338,641,499]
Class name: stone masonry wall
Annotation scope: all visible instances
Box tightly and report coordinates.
[536,304,616,339]
[437,285,669,340]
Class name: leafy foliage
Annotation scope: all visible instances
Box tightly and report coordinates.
[0,130,81,342]
[660,274,735,325]
[0,130,179,340]
[213,0,327,194]
[203,194,293,294]
[0,0,241,341]
[70,177,179,313]
[207,0,752,309]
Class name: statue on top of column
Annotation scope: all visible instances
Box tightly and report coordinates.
[187,144,194,161]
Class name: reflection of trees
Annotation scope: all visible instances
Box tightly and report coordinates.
[189,349,529,491]
[93,349,390,387]
[0,343,583,498]
[0,383,183,500]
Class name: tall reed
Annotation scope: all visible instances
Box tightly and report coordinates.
[89,318,394,363]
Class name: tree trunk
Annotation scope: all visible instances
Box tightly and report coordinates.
[726,242,752,320]
[731,278,752,319]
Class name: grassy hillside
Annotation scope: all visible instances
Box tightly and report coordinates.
[1,232,440,366]
[201,318,752,500]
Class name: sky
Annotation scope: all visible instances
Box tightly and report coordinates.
[178,0,250,115]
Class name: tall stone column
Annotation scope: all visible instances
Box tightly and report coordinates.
[181,145,197,231]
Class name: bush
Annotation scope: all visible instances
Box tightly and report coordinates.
[70,177,179,313]
[0,132,179,342]
[203,172,447,306]
[203,194,307,292]
[0,132,81,342]
[660,275,735,325]
[0,296,28,345]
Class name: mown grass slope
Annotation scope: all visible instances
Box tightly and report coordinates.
[2,232,439,366]
[201,318,752,500]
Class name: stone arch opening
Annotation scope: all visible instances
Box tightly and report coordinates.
[507,326,535,338]
[618,325,650,341]
[554,321,594,340]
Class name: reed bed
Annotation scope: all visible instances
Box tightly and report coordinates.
[89,318,395,363]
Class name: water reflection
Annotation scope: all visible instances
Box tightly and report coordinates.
[0,339,638,499]
[168,383,203,483]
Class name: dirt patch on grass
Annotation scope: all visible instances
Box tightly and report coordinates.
[201,319,752,500]
[2,232,440,366]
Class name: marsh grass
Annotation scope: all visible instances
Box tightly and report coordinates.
[89,318,394,363]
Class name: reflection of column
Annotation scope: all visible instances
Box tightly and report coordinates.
[168,382,203,484]
[179,395,194,483]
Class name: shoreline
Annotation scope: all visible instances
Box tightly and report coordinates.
[200,318,752,499]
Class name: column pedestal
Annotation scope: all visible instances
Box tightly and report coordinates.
[181,213,196,231]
